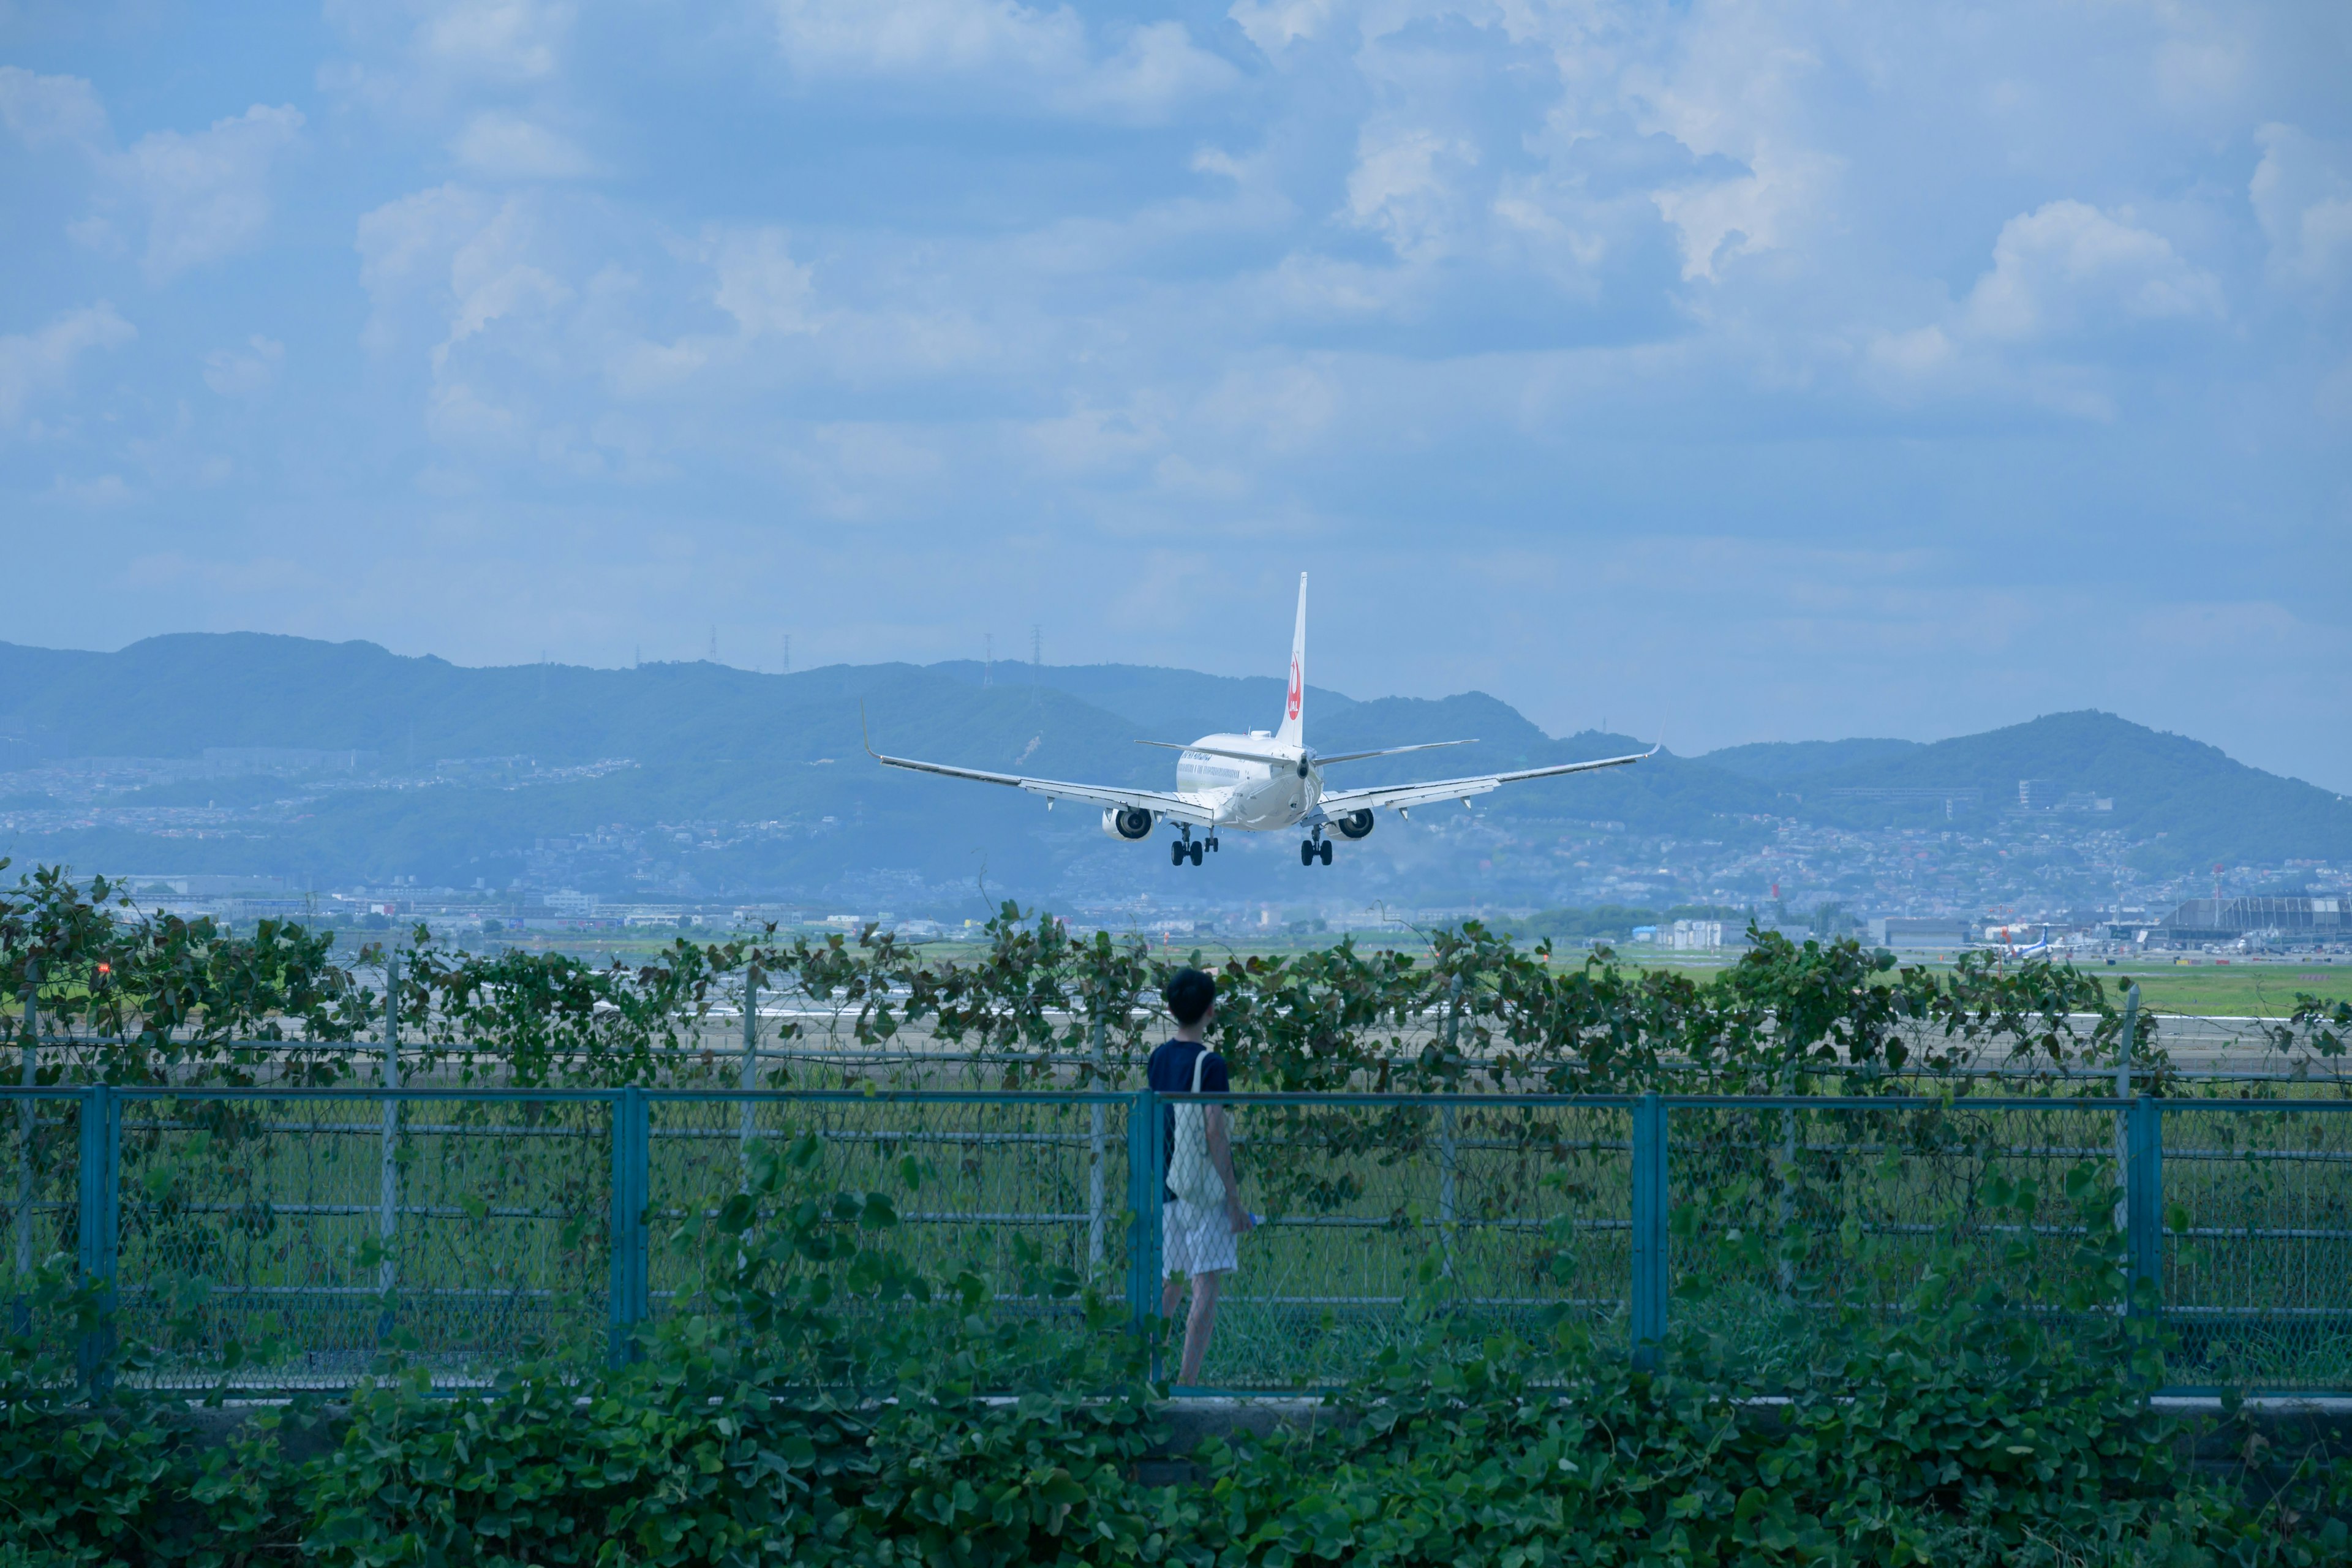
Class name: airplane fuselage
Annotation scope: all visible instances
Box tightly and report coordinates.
[1172,732,1321,830]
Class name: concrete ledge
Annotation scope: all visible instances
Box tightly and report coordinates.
[1145,1395,2352,1493]
[1142,1398,1336,1483]
[100,1390,2352,1502]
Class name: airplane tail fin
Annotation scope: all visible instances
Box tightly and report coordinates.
[1276,572,1306,747]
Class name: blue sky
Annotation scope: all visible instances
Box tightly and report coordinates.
[2,1,2347,788]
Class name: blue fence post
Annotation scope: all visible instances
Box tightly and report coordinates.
[1127,1088,1161,1363]
[609,1086,650,1367]
[76,1084,118,1392]
[2126,1095,2163,1321]
[13,960,37,1336]
[1630,1091,1667,1372]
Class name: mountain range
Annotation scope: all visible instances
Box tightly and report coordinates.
[1,635,2345,911]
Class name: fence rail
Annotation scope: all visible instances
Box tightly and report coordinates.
[2,1087,2346,1395]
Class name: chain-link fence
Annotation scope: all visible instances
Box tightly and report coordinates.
[1,1087,2345,1394]
[1161,1095,1635,1389]
[109,1091,612,1389]
[643,1091,1135,1327]
[2160,1103,2352,1391]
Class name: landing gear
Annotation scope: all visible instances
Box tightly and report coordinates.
[1300,839,1314,866]
[1172,840,1187,867]
[1172,827,1206,867]
[1319,839,1333,866]
[1188,840,1204,865]
[1300,835,1332,866]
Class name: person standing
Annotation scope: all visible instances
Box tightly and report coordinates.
[1148,967,1253,1386]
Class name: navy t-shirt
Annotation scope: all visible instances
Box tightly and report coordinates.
[1147,1038,1230,1203]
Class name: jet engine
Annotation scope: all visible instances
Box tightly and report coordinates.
[1102,805,1155,841]
[1332,809,1375,840]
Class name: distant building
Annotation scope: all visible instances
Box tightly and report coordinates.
[1868,917,1977,948]
[2153,896,2343,946]
[2013,779,2113,812]
[1662,919,1726,949]
[1828,786,1982,810]
[203,746,376,775]
[0,724,66,768]
[123,874,290,897]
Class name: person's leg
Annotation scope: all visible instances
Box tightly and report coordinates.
[1161,1199,1186,1317]
[1178,1268,1226,1385]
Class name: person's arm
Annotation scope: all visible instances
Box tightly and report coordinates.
[1205,1106,1254,1234]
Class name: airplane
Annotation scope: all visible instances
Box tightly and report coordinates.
[861,573,1656,867]
[1995,924,2054,959]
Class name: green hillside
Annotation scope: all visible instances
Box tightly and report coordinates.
[1780,711,2352,872]
[1,639,2343,906]
[930,659,1357,739]
[1700,737,1921,783]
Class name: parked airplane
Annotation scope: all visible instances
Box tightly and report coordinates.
[862,573,1655,867]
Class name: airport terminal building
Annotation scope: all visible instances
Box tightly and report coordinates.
[2147,896,2345,948]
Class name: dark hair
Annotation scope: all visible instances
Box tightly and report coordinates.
[1163,967,1216,1028]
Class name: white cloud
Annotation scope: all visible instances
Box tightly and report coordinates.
[1345,126,1477,263]
[42,472,134,505]
[1072,21,1237,119]
[1865,325,1952,379]
[769,0,1235,121]
[113,104,306,281]
[0,302,135,426]
[439,202,572,363]
[1962,200,2225,341]
[1227,0,1338,54]
[1626,15,1842,283]
[775,0,1084,75]
[601,228,821,394]
[356,184,495,296]
[0,66,110,148]
[711,228,817,337]
[1651,149,1833,282]
[418,0,573,80]
[319,1,576,129]
[3,77,305,284]
[1863,201,2222,415]
[2250,124,2352,293]
[449,111,597,179]
[203,336,285,396]
[2152,36,2248,113]
[355,184,500,351]
[424,377,528,448]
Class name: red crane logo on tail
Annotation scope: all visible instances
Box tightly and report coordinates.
[1286,658,1302,721]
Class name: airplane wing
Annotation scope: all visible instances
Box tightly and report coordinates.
[1317,745,1657,815]
[862,710,1221,826]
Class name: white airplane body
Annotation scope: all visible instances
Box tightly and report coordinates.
[864,574,1654,867]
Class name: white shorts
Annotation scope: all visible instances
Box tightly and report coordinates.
[1162,1199,1239,1278]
